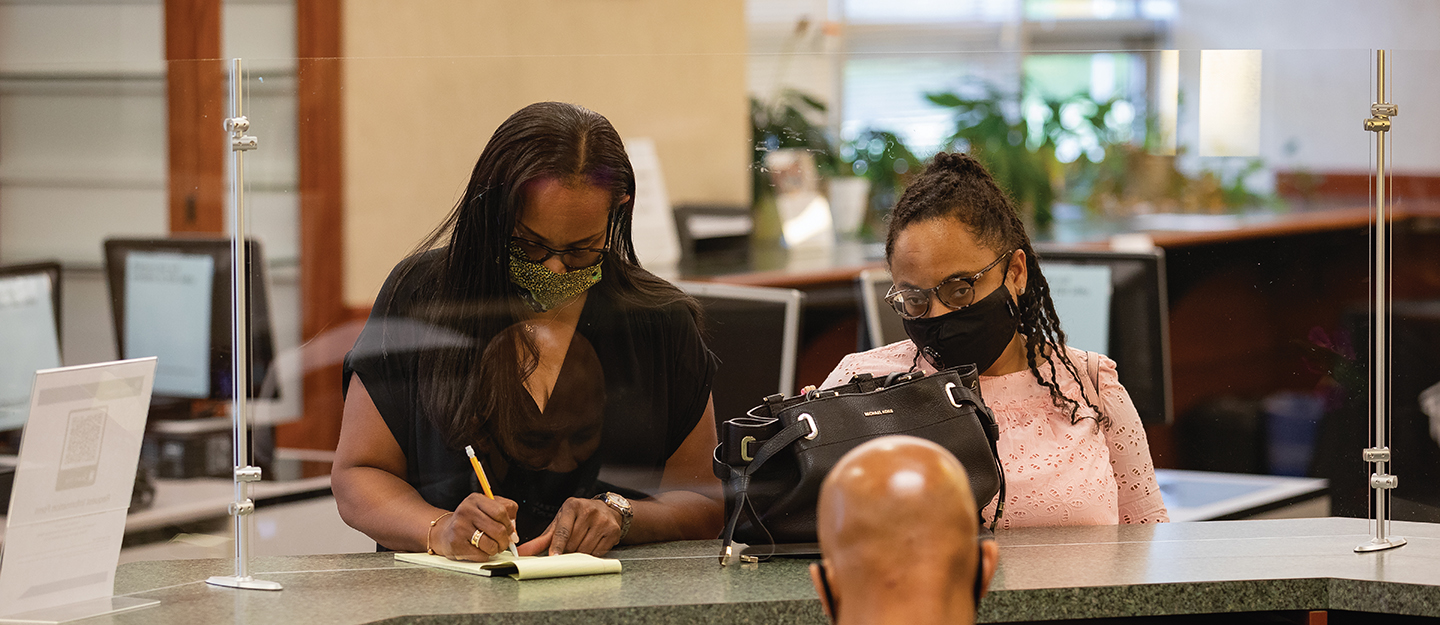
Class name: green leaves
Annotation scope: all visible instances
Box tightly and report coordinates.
[927,85,1058,228]
[843,129,921,234]
[924,92,966,108]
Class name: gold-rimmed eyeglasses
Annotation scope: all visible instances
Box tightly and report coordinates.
[884,250,1014,320]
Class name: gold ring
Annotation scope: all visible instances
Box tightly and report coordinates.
[470,530,485,549]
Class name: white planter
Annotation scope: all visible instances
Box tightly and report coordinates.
[827,176,871,236]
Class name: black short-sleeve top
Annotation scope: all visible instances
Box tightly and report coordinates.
[343,250,717,540]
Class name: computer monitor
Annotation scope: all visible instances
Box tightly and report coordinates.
[856,247,1172,424]
[103,238,279,402]
[0,262,63,433]
[676,281,803,423]
[1036,247,1171,424]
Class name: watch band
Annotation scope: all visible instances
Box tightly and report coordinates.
[594,492,633,540]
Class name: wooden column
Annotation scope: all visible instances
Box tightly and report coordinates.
[165,0,226,234]
[278,0,348,451]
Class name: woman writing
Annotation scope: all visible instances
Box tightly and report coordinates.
[334,102,722,559]
[822,152,1168,528]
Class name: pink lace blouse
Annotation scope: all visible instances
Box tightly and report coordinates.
[820,341,1169,528]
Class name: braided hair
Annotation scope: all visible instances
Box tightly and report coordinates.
[885,152,1105,426]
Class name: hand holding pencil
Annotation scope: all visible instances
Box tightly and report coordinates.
[467,445,521,558]
[430,447,520,561]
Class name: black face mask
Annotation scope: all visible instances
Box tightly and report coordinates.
[902,284,1018,373]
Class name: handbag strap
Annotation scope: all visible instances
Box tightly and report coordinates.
[718,419,815,563]
[948,382,1005,530]
[1086,350,1099,396]
[1080,350,1105,422]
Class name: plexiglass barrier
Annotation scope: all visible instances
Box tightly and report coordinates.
[1,2,1438,570]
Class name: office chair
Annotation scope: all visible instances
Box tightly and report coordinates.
[675,281,803,425]
[856,268,907,351]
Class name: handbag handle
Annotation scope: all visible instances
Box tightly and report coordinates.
[718,418,815,564]
[946,382,1000,444]
[943,381,1006,528]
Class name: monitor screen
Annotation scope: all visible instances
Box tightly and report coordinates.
[104,238,278,401]
[0,263,63,432]
[124,251,215,397]
[679,282,802,423]
[1045,263,1113,356]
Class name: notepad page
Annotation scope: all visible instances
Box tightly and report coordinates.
[394,552,621,580]
[505,553,622,580]
[394,553,499,576]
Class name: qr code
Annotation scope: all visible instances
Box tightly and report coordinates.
[56,407,107,490]
[62,408,107,467]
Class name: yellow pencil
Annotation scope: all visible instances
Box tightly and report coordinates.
[465,445,519,557]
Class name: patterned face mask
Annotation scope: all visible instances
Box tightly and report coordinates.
[508,242,603,312]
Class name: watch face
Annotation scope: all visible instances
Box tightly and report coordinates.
[607,493,631,512]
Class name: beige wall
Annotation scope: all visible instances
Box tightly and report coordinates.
[341,0,749,307]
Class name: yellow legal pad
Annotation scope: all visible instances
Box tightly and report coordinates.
[395,552,622,580]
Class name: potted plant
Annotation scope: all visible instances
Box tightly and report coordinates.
[926,86,1058,228]
[750,89,838,244]
[839,129,921,238]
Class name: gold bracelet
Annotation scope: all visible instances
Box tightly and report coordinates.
[426,511,453,555]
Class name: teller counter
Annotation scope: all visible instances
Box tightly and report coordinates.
[99,518,1440,624]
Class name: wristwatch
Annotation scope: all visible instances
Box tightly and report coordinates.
[594,492,633,540]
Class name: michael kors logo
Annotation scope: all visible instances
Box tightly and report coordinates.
[863,409,894,417]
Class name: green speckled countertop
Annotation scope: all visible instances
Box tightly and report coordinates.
[86,518,1440,624]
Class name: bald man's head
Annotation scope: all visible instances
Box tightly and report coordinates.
[811,436,996,625]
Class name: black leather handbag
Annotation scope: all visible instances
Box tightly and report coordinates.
[712,364,1004,560]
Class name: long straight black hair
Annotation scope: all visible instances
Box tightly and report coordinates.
[885,152,1103,426]
[393,102,699,447]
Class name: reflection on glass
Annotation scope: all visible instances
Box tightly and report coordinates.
[335,102,721,556]
[479,324,607,539]
[1198,50,1263,157]
[744,0,1429,520]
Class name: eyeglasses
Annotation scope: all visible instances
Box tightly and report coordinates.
[884,250,1014,320]
[509,236,609,270]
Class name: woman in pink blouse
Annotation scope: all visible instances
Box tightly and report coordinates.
[821,152,1168,529]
